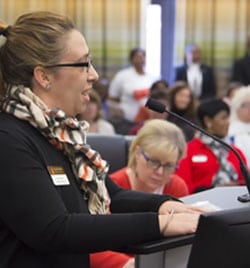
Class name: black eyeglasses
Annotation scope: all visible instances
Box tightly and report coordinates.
[141,150,178,173]
[44,58,92,70]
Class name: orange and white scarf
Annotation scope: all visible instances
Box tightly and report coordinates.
[2,85,110,214]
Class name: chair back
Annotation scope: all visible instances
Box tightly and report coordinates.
[87,134,133,173]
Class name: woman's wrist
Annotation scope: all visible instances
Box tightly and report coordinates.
[160,209,175,236]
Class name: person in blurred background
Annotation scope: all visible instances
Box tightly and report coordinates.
[228,86,250,167]
[134,79,169,124]
[108,47,157,123]
[231,35,250,85]
[175,43,216,100]
[176,99,247,194]
[92,77,124,123]
[168,81,198,141]
[150,79,169,92]
[77,90,116,135]
[129,89,169,135]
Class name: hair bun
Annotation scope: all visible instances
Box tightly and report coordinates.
[0,25,12,37]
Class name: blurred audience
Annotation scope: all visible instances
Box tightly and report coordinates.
[129,89,169,135]
[228,86,250,167]
[176,99,247,194]
[231,35,250,85]
[92,76,124,122]
[134,79,169,124]
[175,43,216,100]
[77,90,116,135]
[168,81,198,141]
[108,47,158,122]
[150,79,169,92]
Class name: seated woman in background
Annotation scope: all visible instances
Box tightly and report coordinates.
[168,81,198,141]
[77,89,116,135]
[134,79,169,123]
[175,99,247,194]
[92,77,124,123]
[112,119,188,197]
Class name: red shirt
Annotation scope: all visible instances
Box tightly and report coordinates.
[134,106,150,122]
[175,138,247,194]
[90,251,131,268]
[110,167,189,198]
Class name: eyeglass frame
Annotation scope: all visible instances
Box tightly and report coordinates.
[43,57,93,71]
[140,150,178,172]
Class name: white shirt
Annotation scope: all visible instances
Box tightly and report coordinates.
[109,67,157,121]
[187,64,202,98]
[228,121,250,167]
[88,119,116,135]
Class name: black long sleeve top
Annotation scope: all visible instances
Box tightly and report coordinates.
[0,113,175,268]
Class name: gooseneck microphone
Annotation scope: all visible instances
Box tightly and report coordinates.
[145,98,250,202]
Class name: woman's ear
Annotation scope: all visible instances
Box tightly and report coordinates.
[134,145,141,160]
[33,66,51,90]
[204,116,212,129]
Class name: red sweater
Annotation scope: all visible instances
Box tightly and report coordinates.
[175,138,247,194]
[110,167,189,198]
[90,251,131,268]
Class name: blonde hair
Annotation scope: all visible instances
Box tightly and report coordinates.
[230,86,250,122]
[0,11,75,97]
[128,119,186,168]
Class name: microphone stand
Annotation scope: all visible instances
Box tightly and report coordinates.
[145,98,250,202]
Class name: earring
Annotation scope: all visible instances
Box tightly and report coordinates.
[45,83,51,90]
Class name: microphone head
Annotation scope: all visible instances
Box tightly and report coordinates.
[145,98,165,113]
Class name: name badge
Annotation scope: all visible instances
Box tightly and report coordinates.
[48,166,70,186]
[192,154,208,163]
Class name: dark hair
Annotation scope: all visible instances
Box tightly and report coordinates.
[169,81,196,119]
[149,89,168,101]
[150,79,169,92]
[197,99,230,128]
[129,47,145,61]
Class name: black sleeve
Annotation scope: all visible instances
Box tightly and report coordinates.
[175,66,182,81]
[208,66,217,97]
[0,128,164,254]
[106,176,179,213]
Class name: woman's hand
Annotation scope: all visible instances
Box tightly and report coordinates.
[123,258,135,268]
[158,200,208,215]
[159,212,200,237]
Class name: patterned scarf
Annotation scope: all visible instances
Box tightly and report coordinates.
[1,85,110,214]
[199,133,238,186]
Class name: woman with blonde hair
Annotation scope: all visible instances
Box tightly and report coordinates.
[111,119,188,196]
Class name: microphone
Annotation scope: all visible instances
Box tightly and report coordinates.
[145,98,250,202]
